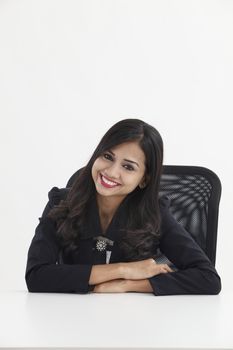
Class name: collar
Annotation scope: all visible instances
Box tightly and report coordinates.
[79,192,129,242]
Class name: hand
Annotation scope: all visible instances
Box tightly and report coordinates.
[93,279,127,293]
[122,258,173,280]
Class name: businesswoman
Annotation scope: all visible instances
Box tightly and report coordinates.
[25,118,221,295]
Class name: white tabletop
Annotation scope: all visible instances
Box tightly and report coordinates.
[1,290,233,349]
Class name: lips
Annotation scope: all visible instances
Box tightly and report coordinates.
[100,173,121,186]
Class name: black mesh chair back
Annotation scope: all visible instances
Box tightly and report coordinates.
[66,165,221,266]
[160,165,221,265]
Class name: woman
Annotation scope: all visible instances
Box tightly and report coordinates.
[25,118,221,295]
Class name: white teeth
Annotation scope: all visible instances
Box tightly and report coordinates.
[101,175,118,186]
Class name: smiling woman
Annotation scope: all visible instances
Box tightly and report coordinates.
[91,140,148,221]
[25,118,221,296]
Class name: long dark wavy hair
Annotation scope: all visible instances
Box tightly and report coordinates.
[46,118,164,261]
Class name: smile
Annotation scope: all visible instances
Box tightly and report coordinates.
[100,174,121,188]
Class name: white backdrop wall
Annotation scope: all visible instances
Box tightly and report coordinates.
[0,0,232,292]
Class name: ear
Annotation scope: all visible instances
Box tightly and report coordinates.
[139,173,150,188]
[143,173,150,185]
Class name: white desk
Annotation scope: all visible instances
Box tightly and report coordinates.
[0,290,233,349]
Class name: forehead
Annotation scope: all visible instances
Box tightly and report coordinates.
[111,142,146,164]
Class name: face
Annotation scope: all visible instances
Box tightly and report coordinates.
[91,141,147,201]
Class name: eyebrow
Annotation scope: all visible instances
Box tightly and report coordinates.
[108,149,140,168]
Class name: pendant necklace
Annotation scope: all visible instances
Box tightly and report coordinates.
[94,235,114,251]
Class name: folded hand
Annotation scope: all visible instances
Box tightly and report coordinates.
[93,279,127,293]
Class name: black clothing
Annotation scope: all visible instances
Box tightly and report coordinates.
[25,186,221,295]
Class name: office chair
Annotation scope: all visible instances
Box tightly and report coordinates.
[66,165,221,266]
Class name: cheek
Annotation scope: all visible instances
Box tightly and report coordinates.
[91,160,99,176]
[92,159,106,178]
[133,174,144,186]
[93,158,104,170]
[124,174,139,187]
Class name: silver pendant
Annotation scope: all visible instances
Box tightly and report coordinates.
[94,235,114,252]
[96,239,107,251]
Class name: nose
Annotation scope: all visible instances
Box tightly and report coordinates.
[105,163,121,181]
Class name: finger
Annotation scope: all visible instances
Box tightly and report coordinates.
[161,267,169,273]
[157,266,168,274]
[157,264,172,274]
[165,264,174,273]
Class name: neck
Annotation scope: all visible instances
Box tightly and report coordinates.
[96,193,125,219]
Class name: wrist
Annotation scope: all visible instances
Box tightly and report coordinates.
[124,279,134,292]
[118,262,127,279]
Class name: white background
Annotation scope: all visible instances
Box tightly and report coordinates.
[0,0,232,292]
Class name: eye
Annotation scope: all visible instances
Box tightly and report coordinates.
[123,164,134,171]
[102,153,135,171]
[103,153,112,161]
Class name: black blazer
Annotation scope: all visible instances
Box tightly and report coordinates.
[25,186,221,295]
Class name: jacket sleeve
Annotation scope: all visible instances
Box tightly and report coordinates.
[25,187,93,294]
[148,197,222,296]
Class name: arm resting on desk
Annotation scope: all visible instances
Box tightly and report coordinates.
[147,197,222,296]
[25,218,94,294]
[92,278,153,293]
[89,263,123,285]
